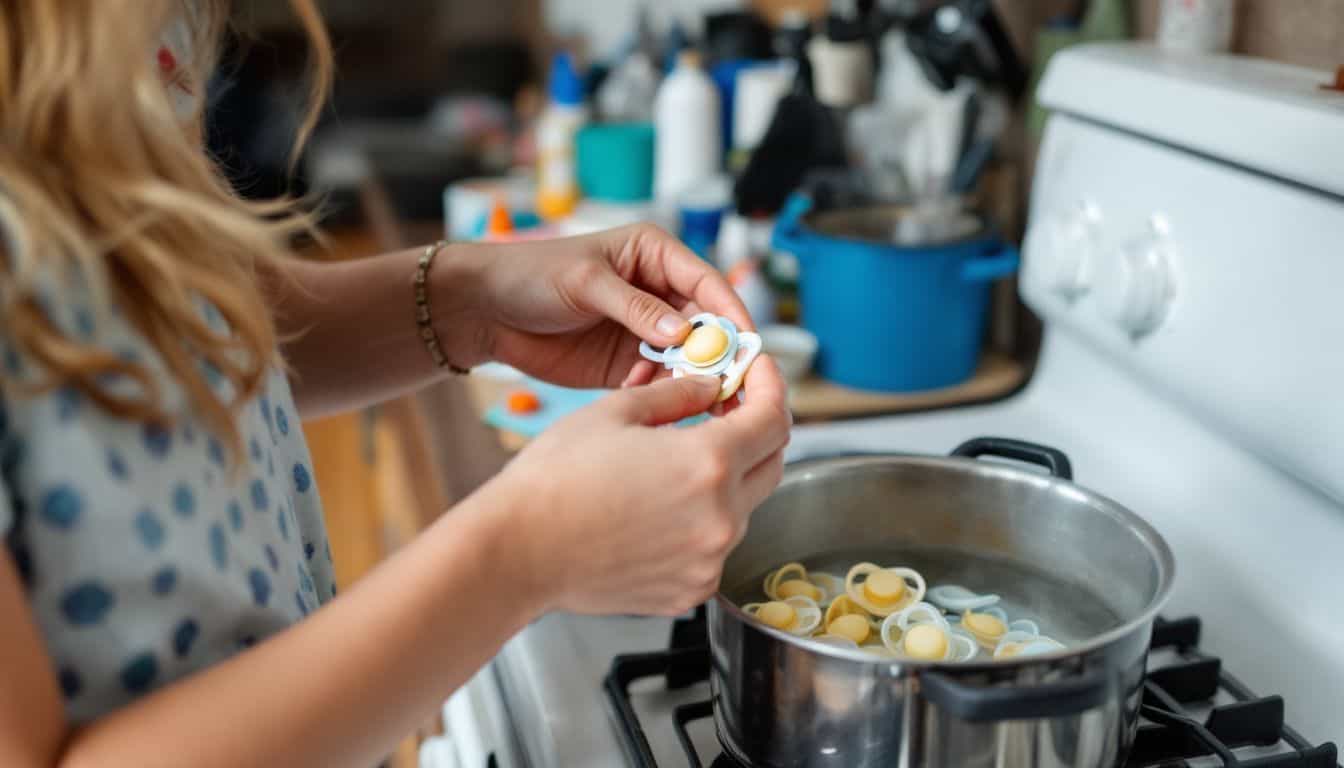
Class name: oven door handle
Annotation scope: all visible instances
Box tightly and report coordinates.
[920,667,1111,722]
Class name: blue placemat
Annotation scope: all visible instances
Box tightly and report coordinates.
[484,378,711,438]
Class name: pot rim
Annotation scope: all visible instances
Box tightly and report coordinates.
[800,203,995,250]
[711,452,1177,670]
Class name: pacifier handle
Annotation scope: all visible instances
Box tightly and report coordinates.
[638,341,668,364]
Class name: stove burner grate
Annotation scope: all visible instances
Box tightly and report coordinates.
[603,614,1339,768]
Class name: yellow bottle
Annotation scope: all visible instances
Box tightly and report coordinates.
[536,53,589,220]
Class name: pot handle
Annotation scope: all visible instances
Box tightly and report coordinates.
[961,245,1020,282]
[950,437,1073,481]
[771,193,814,257]
[920,668,1111,722]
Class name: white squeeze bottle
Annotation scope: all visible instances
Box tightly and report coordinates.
[536,52,589,220]
[654,50,722,206]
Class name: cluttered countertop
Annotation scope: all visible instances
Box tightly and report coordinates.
[351,0,1103,447]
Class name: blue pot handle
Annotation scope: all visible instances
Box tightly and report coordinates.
[771,193,815,257]
[961,244,1020,282]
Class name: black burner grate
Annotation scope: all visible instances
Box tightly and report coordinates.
[603,615,1339,768]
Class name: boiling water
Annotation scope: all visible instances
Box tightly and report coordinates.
[725,545,1123,654]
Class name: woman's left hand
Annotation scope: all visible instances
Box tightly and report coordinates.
[477,224,755,389]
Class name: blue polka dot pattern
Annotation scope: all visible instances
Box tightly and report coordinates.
[260,395,273,431]
[11,544,32,587]
[106,448,130,481]
[248,569,271,606]
[173,619,199,658]
[172,484,195,518]
[61,583,114,625]
[40,485,82,529]
[250,479,268,511]
[202,301,224,330]
[134,509,165,551]
[143,424,172,459]
[292,463,311,493]
[59,666,82,699]
[120,653,158,694]
[2,323,338,719]
[208,523,228,571]
[74,307,96,339]
[55,387,81,421]
[202,360,224,390]
[206,436,225,468]
[2,437,25,476]
[151,566,177,596]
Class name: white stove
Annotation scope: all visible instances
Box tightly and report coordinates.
[428,44,1344,767]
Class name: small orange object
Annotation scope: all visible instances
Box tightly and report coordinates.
[486,197,515,236]
[506,389,542,414]
[1320,66,1344,92]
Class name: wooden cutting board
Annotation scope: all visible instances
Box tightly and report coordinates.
[786,353,1027,422]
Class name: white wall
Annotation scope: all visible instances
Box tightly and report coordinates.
[543,0,746,60]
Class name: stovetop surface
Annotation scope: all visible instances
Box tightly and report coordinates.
[604,612,1339,768]
[479,334,1344,767]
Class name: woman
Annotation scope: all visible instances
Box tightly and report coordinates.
[0,2,791,766]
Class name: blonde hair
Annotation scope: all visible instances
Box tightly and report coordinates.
[0,0,332,459]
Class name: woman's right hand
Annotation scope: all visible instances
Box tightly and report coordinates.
[486,356,791,617]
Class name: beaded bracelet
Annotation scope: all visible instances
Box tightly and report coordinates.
[415,241,469,375]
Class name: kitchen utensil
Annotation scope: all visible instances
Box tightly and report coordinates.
[807,18,875,108]
[902,0,1028,101]
[710,438,1174,767]
[772,194,1017,392]
[732,62,795,154]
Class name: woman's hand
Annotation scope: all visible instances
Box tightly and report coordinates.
[482,356,791,616]
[474,223,755,389]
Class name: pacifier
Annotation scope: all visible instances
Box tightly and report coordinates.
[639,313,763,402]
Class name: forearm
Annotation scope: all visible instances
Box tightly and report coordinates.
[60,483,536,768]
[270,245,495,419]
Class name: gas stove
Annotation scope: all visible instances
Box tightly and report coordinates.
[429,43,1344,768]
[603,610,1338,768]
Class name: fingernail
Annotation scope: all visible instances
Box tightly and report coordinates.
[689,375,720,390]
[656,314,688,338]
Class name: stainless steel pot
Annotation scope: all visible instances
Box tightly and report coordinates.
[708,438,1175,768]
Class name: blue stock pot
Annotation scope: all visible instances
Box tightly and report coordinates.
[772,194,1019,392]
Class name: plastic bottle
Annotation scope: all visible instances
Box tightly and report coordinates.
[536,53,589,220]
[654,50,722,207]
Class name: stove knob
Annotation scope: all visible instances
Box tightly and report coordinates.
[1099,217,1177,338]
[1027,203,1100,302]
